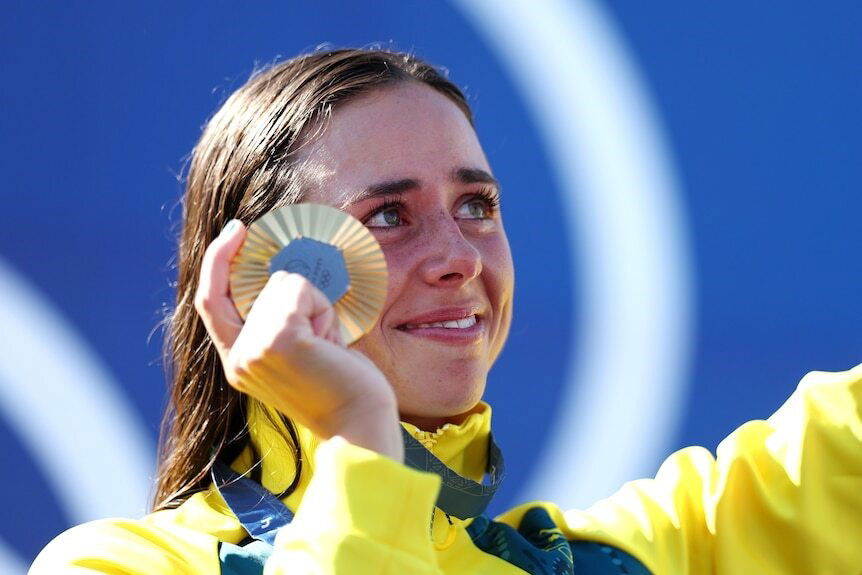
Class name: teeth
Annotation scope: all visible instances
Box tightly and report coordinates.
[408,315,478,329]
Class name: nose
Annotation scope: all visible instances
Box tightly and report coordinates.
[418,215,482,287]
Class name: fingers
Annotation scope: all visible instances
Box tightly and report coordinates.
[310,293,342,345]
[195,220,247,357]
[248,271,341,344]
[305,280,343,345]
[197,221,347,408]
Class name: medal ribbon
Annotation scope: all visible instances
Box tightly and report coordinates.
[400,427,505,519]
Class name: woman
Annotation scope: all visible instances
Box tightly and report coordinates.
[32,48,862,574]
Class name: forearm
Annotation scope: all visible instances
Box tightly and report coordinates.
[265,437,441,574]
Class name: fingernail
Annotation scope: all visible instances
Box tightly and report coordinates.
[221,220,239,235]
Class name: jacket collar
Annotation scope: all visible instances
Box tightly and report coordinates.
[233,400,493,511]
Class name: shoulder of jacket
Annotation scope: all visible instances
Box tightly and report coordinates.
[30,500,234,574]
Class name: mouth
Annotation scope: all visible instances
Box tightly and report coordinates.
[395,308,485,345]
[399,314,479,330]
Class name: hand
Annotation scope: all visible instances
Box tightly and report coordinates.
[194,220,404,462]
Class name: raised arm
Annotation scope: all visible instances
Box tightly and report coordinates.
[522,365,862,574]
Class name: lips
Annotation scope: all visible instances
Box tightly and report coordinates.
[396,307,482,330]
[403,314,478,330]
[394,307,487,345]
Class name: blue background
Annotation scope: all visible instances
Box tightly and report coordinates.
[1,1,859,566]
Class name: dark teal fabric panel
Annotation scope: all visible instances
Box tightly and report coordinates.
[467,507,652,575]
[570,541,652,575]
[218,539,271,575]
[467,508,573,574]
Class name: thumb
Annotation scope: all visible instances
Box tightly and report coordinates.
[194,219,247,356]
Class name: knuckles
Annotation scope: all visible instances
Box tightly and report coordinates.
[268,271,322,304]
[215,271,334,391]
[225,331,318,383]
[223,354,259,393]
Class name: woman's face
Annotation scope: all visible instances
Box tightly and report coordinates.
[300,82,514,428]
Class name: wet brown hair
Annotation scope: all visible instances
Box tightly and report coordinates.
[153,48,473,510]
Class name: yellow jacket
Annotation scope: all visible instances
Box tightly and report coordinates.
[31,365,862,574]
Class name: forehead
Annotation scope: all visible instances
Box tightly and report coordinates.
[299,82,490,204]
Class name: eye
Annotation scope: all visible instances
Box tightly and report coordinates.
[366,207,401,227]
[458,199,488,219]
[363,198,405,228]
[456,189,500,220]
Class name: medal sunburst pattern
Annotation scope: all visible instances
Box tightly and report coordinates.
[229,203,388,345]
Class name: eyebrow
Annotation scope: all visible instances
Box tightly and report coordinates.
[339,167,500,209]
[454,167,499,188]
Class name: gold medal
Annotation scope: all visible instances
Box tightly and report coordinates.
[230,203,388,345]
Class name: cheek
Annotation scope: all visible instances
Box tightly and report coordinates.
[377,244,415,306]
[482,236,515,358]
[349,324,397,379]
[482,234,515,293]
[349,245,413,359]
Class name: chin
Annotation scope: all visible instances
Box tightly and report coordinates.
[396,375,486,427]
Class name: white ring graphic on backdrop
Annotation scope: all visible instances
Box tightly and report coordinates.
[0,257,154,571]
[0,537,26,575]
[454,0,693,508]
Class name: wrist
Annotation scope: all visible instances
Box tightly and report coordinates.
[330,398,404,462]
